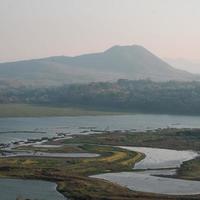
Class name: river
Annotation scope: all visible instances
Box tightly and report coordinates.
[92,146,200,195]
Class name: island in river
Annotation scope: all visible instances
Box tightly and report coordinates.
[0,128,200,200]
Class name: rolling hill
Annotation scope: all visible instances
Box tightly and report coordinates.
[0,45,199,86]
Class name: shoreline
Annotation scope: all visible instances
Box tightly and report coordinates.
[2,104,200,118]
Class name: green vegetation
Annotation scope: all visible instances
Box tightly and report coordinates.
[177,157,200,181]
[2,80,200,115]
[0,145,143,177]
[63,128,200,151]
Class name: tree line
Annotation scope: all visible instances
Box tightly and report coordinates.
[1,79,200,115]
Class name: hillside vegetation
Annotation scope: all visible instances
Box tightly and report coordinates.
[2,79,200,115]
[0,45,199,86]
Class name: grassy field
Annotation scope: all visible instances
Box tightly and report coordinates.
[0,145,143,177]
[63,128,200,151]
[177,157,200,181]
[0,103,127,117]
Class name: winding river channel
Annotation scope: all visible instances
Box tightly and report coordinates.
[92,147,200,195]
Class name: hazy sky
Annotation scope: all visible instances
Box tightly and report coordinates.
[1,0,200,63]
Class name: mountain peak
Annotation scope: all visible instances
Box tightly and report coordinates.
[0,44,198,86]
[105,44,146,52]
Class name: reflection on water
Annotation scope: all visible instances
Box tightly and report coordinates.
[120,146,198,169]
[92,146,200,195]
[93,171,200,195]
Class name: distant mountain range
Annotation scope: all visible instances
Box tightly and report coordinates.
[0,45,199,86]
[165,58,200,74]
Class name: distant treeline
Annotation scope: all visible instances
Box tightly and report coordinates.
[1,79,200,115]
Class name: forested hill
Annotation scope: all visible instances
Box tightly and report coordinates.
[0,45,199,86]
[1,79,200,115]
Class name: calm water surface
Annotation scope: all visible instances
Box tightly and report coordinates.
[93,171,200,195]
[120,146,198,169]
[1,114,200,143]
[0,178,66,200]
[1,151,99,158]
[92,146,200,195]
